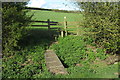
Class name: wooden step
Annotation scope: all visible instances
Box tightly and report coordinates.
[44,50,68,74]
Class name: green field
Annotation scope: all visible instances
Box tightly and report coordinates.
[28,10,83,22]
[27,10,84,31]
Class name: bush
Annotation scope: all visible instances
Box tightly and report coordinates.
[2,2,32,56]
[77,2,120,53]
[2,45,45,78]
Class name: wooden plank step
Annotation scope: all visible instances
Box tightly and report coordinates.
[44,50,68,75]
[30,20,58,23]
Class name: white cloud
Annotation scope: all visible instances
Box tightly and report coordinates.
[26,0,79,11]
[26,0,46,8]
[44,3,79,11]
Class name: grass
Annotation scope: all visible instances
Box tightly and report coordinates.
[66,63,118,78]
[3,9,83,78]
[2,28,58,78]
[51,35,119,78]
[3,26,119,78]
[27,9,84,33]
[3,9,119,78]
[28,10,83,22]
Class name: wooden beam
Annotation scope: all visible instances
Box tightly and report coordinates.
[48,19,50,30]
[61,31,64,37]
[31,20,58,23]
[50,24,57,25]
[30,25,48,27]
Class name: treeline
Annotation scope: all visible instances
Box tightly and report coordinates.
[77,2,119,54]
[25,7,81,13]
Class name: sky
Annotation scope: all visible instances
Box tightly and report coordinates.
[26,0,80,11]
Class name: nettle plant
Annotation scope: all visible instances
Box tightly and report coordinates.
[52,36,87,67]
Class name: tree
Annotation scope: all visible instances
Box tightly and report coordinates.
[76,2,119,53]
[2,2,32,56]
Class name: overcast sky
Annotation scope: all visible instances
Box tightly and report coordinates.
[26,0,79,11]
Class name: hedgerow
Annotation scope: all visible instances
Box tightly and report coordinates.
[77,2,120,53]
[2,2,32,56]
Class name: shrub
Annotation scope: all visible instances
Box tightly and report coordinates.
[2,2,32,56]
[2,45,45,78]
[77,2,120,53]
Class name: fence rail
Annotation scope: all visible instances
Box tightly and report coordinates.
[30,25,48,27]
[30,20,58,23]
[60,17,80,37]
[29,18,80,37]
[30,19,60,30]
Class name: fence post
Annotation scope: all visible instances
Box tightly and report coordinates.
[48,19,50,30]
[61,30,64,37]
[64,16,67,36]
[77,25,79,36]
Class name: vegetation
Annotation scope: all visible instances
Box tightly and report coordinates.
[76,2,120,54]
[2,28,56,78]
[27,9,83,22]
[2,2,32,56]
[2,2,119,78]
[51,35,118,78]
[51,36,87,67]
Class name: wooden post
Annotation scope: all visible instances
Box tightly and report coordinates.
[77,25,79,36]
[48,19,50,30]
[64,16,67,36]
[61,30,64,37]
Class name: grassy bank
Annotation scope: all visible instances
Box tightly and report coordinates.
[50,35,119,78]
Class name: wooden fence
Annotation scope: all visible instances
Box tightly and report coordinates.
[30,18,80,37]
[30,19,60,30]
[60,17,80,37]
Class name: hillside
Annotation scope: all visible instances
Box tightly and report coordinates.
[25,7,81,13]
[27,8,83,22]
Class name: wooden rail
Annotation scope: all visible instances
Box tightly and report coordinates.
[30,25,48,27]
[30,19,59,30]
[30,18,80,37]
[30,20,58,23]
[60,17,80,37]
